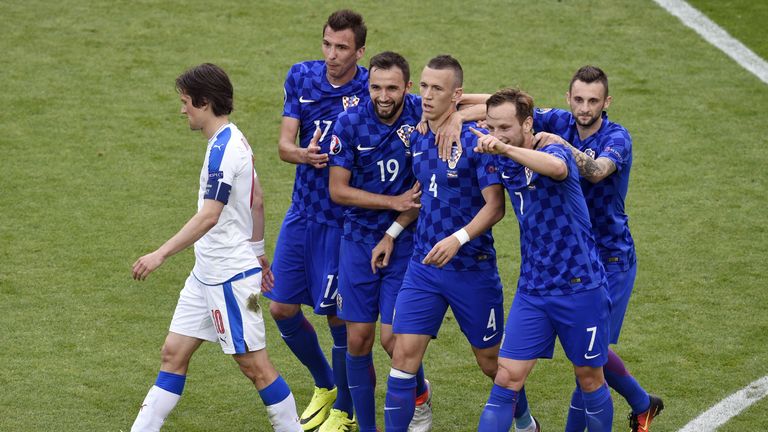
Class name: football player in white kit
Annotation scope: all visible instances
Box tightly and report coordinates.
[130,63,301,432]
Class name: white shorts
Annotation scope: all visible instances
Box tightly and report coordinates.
[169,269,266,354]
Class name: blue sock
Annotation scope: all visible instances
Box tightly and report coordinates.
[478,384,517,432]
[330,323,353,415]
[415,364,427,396]
[258,375,291,406]
[384,369,416,432]
[513,386,532,428]
[155,370,186,395]
[604,349,650,414]
[274,311,334,389]
[347,352,376,432]
[582,384,613,432]
[565,382,587,432]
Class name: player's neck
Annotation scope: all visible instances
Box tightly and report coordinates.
[378,106,404,126]
[203,116,230,141]
[576,116,603,141]
[522,132,535,150]
[428,106,457,133]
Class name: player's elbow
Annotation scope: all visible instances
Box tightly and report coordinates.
[329,186,349,206]
[551,161,568,181]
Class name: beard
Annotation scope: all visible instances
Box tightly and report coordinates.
[374,98,404,122]
[575,112,601,128]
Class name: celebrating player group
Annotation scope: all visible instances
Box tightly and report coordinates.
[129,8,664,432]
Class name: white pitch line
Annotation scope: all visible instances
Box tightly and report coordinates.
[652,0,768,85]
[677,375,768,431]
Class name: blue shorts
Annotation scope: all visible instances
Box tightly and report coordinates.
[392,260,504,349]
[337,237,412,325]
[265,210,341,315]
[500,287,611,367]
[606,261,637,344]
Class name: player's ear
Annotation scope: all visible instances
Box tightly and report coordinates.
[604,95,613,109]
[565,91,570,104]
[405,80,413,93]
[452,87,463,104]
[523,116,533,134]
[355,45,365,61]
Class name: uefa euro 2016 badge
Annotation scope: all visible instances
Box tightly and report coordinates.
[585,148,596,158]
[342,95,360,111]
[397,124,415,148]
[447,142,462,170]
[329,135,343,155]
[336,293,343,311]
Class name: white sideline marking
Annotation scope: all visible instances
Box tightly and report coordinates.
[652,0,768,85]
[678,375,768,431]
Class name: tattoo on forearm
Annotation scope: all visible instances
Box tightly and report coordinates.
[567,144,602,179]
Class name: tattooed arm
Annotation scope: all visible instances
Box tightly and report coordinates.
[533,132,616,183]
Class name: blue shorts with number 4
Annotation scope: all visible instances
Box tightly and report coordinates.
[392,260,504,349]
[265,209,340,315]
[500,286,612,367]
[337,236,412,325]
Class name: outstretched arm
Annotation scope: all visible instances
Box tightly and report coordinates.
[533,132,615,183]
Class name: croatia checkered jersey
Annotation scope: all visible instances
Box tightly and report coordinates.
[328,94,421,244]
[192,123,260,285]
[411,123,500,271]
[533,108,635,271]
[282,60,369,228]
[496,143,605,296]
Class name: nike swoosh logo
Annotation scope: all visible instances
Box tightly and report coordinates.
[357,144,375,151]
[299,96,316,103]
[348,385,360,389]
[569,405,584,411]
[383,406,401,411]
[501,173,510,179]
[300,405,324,425]
[585,408,604,415]
[584,352,601,360]
[413,151,423,156]
[482,332,498,342]
[485,403,501,408]
[319,301,335,308]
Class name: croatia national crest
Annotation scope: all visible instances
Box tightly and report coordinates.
[397,124,415,148]
[524,167,533,185]
[342,95,360,111]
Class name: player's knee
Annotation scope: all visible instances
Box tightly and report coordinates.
[477,357,498,379]
[494,361,529,390]
[326,314,344,327]
[575,367,605,392]
[380,333,395,356]
[268,301,299,320]
[347,329,374,355]
[159,342,190,373]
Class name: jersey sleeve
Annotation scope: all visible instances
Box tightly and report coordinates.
[205,133,248,205]
[282,64,302,119]
[533,108,571,134]
[598,129,632,173]
[328,111,355,171]
[467,129,501,190]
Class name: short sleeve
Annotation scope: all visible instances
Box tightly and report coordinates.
[282,64,302,119]
[598,130,631,172]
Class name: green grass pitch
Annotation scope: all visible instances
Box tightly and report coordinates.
[1,0,767,430]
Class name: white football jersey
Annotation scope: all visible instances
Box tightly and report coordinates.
[192,123,259,284]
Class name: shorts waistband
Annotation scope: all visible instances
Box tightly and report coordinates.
[193,267,261,286]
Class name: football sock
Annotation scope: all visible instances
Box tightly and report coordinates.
[514,386,534,430]
[330,323,353,416]
[582,383,613,432]
[259,375,301,432]
[477,384,518,432]
[415,364,426,396]
[604,349,650,414]
[274,311,334,390]
[131,371,186,432]
[347,352,377,431]
[384,369,416,432]
[564,382,587,432]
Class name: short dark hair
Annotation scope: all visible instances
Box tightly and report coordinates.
[486,88,534,125]
[324,9,367,50]
[569,65,609,97]
[369,51,410,84]
[426,54,463,88]
[175,63,233,116]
